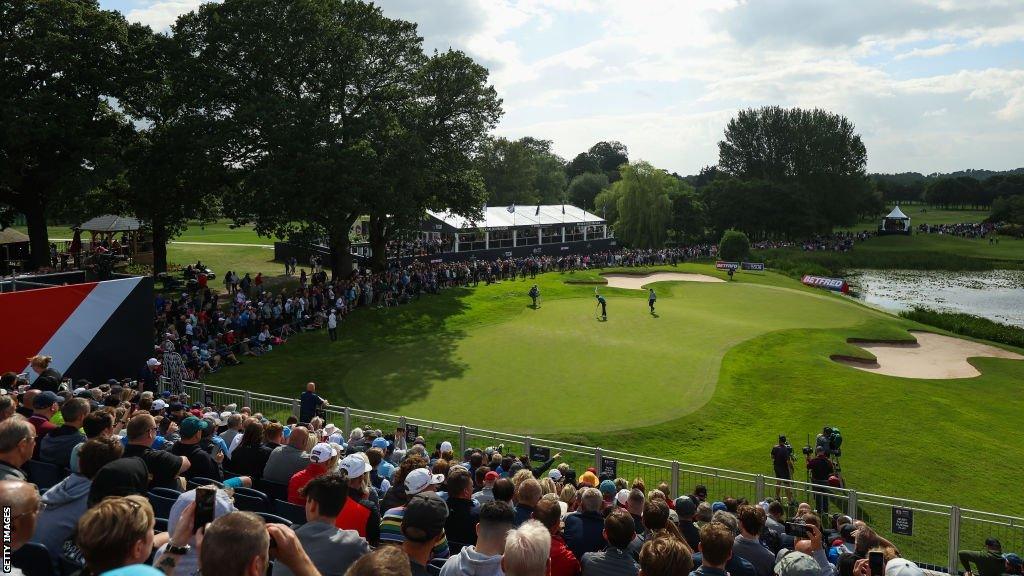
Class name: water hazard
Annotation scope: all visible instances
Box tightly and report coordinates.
[848,269,1024,328]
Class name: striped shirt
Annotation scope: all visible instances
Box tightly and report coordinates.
[380,505,449,559]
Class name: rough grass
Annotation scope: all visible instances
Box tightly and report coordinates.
[202,263,1024,519]
[900,307,1024,348]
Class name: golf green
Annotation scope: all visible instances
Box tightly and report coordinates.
[204,264,1024,514]
[341,279,880,434]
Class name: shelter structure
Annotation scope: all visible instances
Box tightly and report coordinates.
[878,206,911,235]
[0,228,30,273]
[422,204,610,254]
[74,214,152,264]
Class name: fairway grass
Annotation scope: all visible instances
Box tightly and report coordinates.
[204,264,1024,515]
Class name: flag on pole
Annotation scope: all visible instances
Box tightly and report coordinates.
[507,204,515,213]
[535,204,540,216]
[562,204,565,214]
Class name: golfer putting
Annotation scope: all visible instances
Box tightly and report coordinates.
[595,293,607,320]
[529,284,540,308]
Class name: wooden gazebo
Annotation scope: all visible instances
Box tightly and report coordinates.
[0,228,31,273]
[74,215,152,265]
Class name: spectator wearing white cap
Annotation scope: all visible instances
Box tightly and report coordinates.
[775,551,821,576]
[288,442,339,505]
[154,487,238,576]
[337,452,381,545]
[138,358,161,393]
[380,467,450,559]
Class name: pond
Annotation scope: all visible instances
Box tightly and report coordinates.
[848,269,1024,328]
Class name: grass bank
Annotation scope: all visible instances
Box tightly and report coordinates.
[899,308,1024,348]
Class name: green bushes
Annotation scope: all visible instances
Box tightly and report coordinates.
[899,307,1024,348]
[719,230,750,261]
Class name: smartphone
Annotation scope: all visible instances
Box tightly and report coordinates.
[869,551,885,576]
[194,486,217,533]
[786,522,809,538]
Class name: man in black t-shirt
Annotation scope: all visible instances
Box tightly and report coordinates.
[124,413,189,489]
[805,446,834,514]
[299,382,327,424]
[770,435,795,502]
[170,416,222,481]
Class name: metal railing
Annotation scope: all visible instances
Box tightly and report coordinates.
[160,376,1022,573]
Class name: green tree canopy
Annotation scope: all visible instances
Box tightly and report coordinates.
[567,172,609,211]
[476,136,564,206]
[1,0,131,268]
[719,229,750,261]
[716,106,870,232]
[613,161,673,248]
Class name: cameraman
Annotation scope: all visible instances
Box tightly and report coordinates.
[815,427,833,458]
[770,435,795,502]
[805,446,834,514]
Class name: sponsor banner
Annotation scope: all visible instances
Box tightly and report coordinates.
[801,275,849,293]
[716,261,740,271]
[600,457,618,479]
[560,246,569,251]
[741,262,765,271]
[405,424,419,444]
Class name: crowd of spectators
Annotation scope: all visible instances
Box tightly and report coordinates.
[751,232,873,253]
[915,222,998,239]
[2,377,1019,576]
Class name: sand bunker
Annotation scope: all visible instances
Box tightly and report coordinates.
[602,272,725,290]
[832,330,1023,379]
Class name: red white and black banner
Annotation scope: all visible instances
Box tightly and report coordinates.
[801,275,849,294]
[0,276,153,383]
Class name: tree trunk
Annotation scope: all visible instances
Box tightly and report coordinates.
[152,217,168,276]
[24,199,51,270]
[327,221,355,281]
[368,212,389,272]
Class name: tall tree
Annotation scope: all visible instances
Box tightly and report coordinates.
[567,172,609,210]
[106,25,228,275]
[365,49,501,270]
[593,186,622,226]
[566,152,600,180]
[476,137,538,206]
[717,106,869,232]
[588,141,629,182]
[613,161,673,248]
[177,0,426,277]
[0,0,130,268]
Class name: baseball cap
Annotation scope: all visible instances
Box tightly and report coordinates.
[309,442,339,464]
[372,437,390,449]
[146,358,161,367]
[440,441,453,453]
[599,480,616,496]
[179,416,209,438]
[712,501,728,512]
[340,453,372,477]
[401,492,449,542]
[1003,554,1022,568]
[152,399,167,411]
[885,558,925,576]
[405,467,445,495]
[775,551,820,576]
[675,496,697,516]
[615,489,630,506]
[548,469,562,481]
[484,471,499,483]
[33,391,64,409]
[168,402,183,412]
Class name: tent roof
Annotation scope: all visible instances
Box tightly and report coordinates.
[426,205,604,231]
[77,215,142,232]
[885,206,909,220]
[0,227,30,245]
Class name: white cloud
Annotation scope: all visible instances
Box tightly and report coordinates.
[922,108,948,117]
[895,42,959,60]
[125,0,203,29]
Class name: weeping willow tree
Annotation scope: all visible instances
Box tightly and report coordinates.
[613,161,675,248]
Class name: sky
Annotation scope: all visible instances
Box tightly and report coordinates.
[101,0,1024,176]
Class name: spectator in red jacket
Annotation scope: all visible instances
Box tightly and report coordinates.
[534,496,581,576]
[288,442,338,505]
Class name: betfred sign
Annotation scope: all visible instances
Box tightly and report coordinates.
[801,275,849,294]
[716,261,740,271]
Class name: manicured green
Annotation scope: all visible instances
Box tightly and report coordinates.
[203,263,1024,519]
[166,244,282,280]
[175,220,280,244]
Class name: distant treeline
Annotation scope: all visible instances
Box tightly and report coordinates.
[870,169,1024,210]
